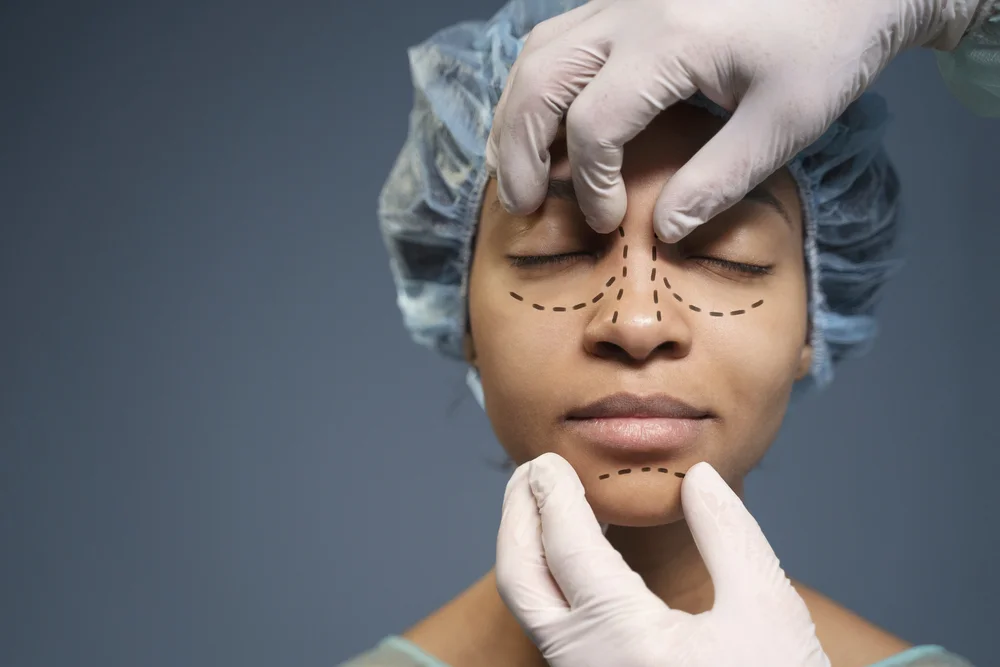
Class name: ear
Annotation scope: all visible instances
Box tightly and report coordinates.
[795,341,813,381]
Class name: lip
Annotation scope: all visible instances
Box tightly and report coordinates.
[566,393,711,420]
[564,393,712,456]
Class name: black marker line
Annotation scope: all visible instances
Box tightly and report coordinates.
[510,292,523,301]
[573,302,587,310]
[673,292,683,302]
[616,288,624,301]
[710,311,723,317]
[689,305,701,312]
[623,245,628,259]
[553,306,567,312]
[606,276,616,287]
[597,467,688,480]
[650,267,656,281]
[752,299,764,308]
[612,311,618,324]
[652,246,657,261]
[653,290,659,304]
[592,292,604,303]
[656,311,662,321]
[532,304,544,310]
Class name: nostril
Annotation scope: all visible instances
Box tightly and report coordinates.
[593,341,625,359]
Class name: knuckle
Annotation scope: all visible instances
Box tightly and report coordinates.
[508,53,549,104]
[522,19,559,53]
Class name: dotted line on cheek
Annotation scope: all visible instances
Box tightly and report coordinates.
[652,245,764,318]
[508,227,629,318]
[506,228,764,319]
[508,278,617,313]
[598,467,687,480]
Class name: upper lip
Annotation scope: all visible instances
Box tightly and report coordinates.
[566,392,711,420]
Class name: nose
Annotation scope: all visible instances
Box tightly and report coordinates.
[583,234,693,364]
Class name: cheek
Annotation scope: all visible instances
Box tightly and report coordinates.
[702,291,807,454]
[468,265,578,459]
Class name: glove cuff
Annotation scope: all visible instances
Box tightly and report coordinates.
[926,0,996,50]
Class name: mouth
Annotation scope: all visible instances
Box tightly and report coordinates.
[564,393,713,457]
[566,392,712,420]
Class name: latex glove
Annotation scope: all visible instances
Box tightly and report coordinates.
[496,452,829,667]
[485,0,985,242]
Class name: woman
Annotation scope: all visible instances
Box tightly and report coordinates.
[340,1,978,664]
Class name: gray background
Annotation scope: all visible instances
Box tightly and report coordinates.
[1,1,996,666]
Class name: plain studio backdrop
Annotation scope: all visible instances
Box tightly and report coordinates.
[1,1,997,666]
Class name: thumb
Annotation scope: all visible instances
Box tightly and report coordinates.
[681,462,793,609]
[496,459,571,624]
[528,453,657,612]
[652,94,812,243]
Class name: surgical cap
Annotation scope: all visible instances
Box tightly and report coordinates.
[378,0,903,405]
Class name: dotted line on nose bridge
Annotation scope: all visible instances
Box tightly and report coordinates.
[507,226,764,320]
[598,467,686,480]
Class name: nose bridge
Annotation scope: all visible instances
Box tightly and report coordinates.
[614,244,673,319]
[586,226,691,358]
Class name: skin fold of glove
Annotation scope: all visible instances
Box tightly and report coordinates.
[496,452,831,667]
[485,0,985,243]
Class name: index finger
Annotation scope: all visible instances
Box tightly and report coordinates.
[491,16,610,217]
[680,462,789,608]
[486,0,611,181]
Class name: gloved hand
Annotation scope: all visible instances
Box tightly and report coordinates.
[496,452,830,667]
[485,0,985,242]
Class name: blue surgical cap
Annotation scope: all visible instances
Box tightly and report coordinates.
[378,0,903,405]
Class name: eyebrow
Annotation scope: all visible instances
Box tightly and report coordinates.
[542,177,793,226]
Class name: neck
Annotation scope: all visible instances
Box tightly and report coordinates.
[605,518,714,614]
[604,475,745,612]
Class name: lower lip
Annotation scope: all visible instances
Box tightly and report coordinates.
[564,417,706,455]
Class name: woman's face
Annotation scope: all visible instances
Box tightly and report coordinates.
[467,104,811,527]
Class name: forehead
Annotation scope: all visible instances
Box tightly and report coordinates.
[488,103,802,232]
[553,103,796,190]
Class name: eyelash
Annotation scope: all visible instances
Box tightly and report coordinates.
[693,257,774,276]
[507,252,593,268]
[508,253,772,276]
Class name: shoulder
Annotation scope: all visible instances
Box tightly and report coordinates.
[400,570,545,667]
[792,579,913,667]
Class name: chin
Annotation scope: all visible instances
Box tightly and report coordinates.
[583,470,686,528]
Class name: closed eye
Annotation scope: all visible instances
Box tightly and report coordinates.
[692,257,773,276]
[507,252,593,268]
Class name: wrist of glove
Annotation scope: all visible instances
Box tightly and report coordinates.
[922,0,995,50]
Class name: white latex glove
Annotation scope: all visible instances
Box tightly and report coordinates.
[496,452,829,667]
[485,0,986,241]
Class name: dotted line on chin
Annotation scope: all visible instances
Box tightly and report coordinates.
[598,467,686,480]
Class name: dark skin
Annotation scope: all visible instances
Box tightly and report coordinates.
[404,105,912,667]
